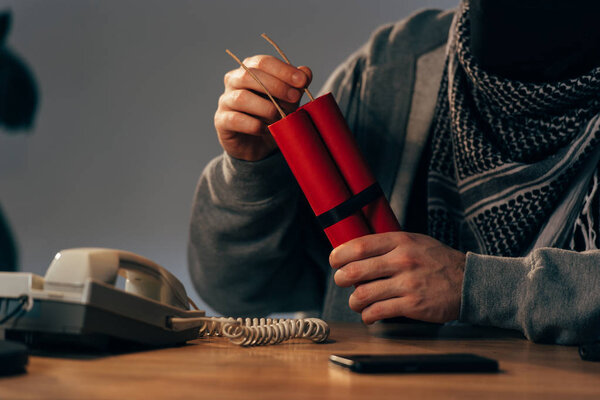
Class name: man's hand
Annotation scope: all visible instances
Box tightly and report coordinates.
[329,232,466,325]
[215,55,312,161]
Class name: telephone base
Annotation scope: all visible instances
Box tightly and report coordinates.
[3,300,197,351]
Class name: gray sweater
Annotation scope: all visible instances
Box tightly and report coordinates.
[188,9,600,345]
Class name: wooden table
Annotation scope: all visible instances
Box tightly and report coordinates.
[1,323,599,399]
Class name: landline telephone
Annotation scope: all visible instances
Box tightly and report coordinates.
[0,248,329,348]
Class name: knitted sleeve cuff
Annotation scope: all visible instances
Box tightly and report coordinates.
[215,151,295,203]
[458,251,527,331]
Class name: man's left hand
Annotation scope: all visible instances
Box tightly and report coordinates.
[329,232,466,324]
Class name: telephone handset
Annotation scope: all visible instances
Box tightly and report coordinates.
[45,248,189,310]
[0,248,329,348]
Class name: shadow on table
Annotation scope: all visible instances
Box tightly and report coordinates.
[8,332,185,360]
[369,319,524,340]
[28,346,156,360]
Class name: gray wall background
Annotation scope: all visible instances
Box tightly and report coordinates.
[0,0,456,313]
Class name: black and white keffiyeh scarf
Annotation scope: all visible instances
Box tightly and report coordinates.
[427,2,600,257]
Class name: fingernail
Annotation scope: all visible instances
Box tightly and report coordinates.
[292,71,304,85]
[287,88,300,102]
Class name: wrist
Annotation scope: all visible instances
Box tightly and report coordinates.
[223,145,278,162]
[220,151,295,202]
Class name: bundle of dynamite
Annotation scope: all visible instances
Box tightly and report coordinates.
[227,36,401,247]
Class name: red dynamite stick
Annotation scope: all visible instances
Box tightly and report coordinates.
[301,93,401,234]
[268,109,371,248]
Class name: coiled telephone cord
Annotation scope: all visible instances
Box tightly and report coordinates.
[169,316,329,346]
[203,317,329,346]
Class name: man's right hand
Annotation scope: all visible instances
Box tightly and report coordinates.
[215,55,312,161]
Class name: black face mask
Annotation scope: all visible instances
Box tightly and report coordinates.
[469,0,600,82]
[0,11,39,131]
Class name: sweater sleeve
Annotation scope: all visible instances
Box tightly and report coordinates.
[187,151,328,316]
[460,247,600,345]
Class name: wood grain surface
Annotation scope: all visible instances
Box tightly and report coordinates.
[1,323,599,400]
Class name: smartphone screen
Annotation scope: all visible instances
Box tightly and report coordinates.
[329,353,499,373]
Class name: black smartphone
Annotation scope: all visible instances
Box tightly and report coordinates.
[329,353,499,373]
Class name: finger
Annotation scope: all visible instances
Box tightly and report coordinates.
[334,255,394,287]
[243,55,309,88]
[225,67,303,104]
[361,297,410,325]
[214,110,265,137]
[348,278,400,313]
[330,232,401,270]
[219,90,281,124]
[251,92,298,116]
[297,66,313,87]
[280,99,301,115]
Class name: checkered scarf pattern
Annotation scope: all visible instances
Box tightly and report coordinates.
[427,2,600,256]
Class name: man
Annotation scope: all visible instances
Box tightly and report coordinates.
[188,0,600,344]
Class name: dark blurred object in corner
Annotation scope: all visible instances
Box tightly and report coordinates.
[0,205,17,272]
[0,11,38,130]
[470,0,600,82]
[579,342,600,362]
[0,10,39,272]
[0,340,28,376]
